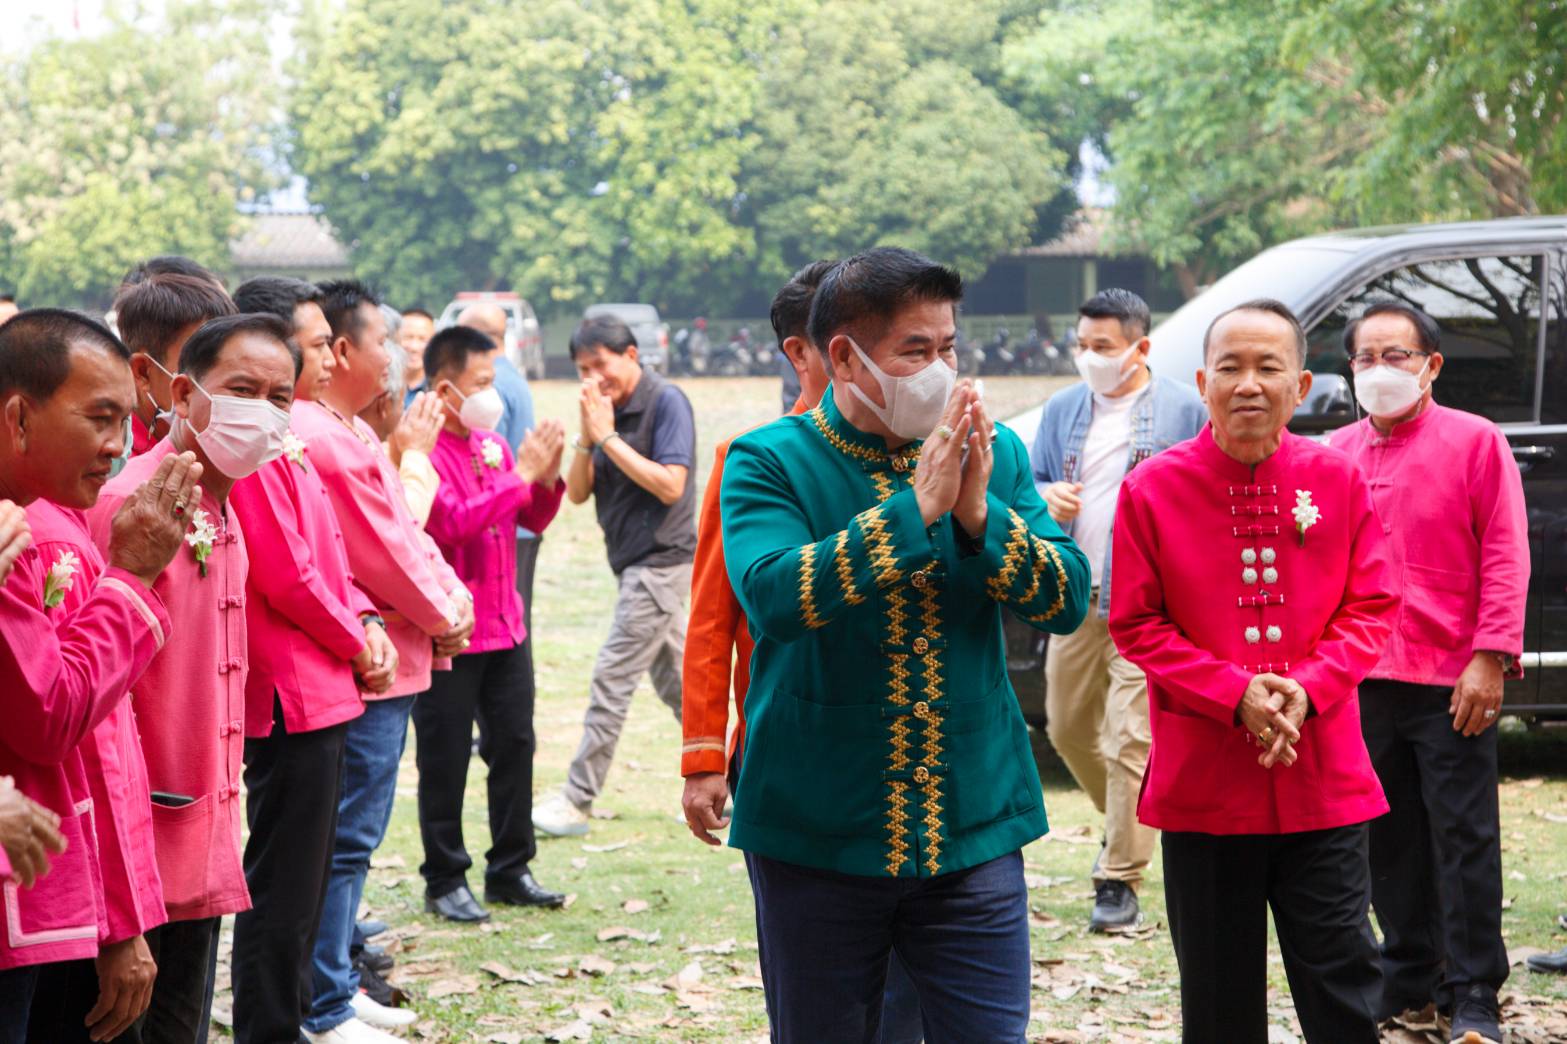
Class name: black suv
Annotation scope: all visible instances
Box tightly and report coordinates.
[1005,215,1567,724]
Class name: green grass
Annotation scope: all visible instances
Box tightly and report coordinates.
[223,376,1567,1042]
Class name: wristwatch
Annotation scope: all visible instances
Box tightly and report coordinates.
[360,613,386,631]
[573,435,593,453]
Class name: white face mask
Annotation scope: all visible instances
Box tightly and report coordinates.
[845,337,956,440]
[452,384,505,432]
[1074,344,1139,395]
[1354,360,1429,418]
[180,380,291,479]
[146,358,178,431]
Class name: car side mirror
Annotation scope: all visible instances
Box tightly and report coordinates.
[1290,373,1354,433]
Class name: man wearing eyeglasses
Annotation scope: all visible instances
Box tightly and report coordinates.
[1329,301,1527,1044]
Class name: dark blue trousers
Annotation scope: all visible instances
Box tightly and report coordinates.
[0,965,38,1044]
[745,849,1030,1044]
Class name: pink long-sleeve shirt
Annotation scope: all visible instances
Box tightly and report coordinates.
[0,507,170,970]
[229,434,371,738]
[1109,426,1399,836]
[1329,403,1528,686]
[425,428,564,654]
[88,438,253,922]
[293,401,463,697]
[25,502,167,946]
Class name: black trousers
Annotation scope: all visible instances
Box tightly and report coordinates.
[1162,825,1381,1044]
[1361,680,1507,1011]
[412,639,538,896]
[25,916,219,1044]
[0,966,38,1044]
[232,699,348,1044]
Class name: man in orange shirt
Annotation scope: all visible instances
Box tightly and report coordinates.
[679,261,923,1043]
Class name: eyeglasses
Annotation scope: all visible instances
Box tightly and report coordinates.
[1348,348,1429,372]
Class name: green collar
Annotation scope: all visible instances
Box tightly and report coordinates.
[806,384,923,473]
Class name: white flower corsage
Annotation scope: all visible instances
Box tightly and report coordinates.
[43,550,79,609]
[480,438,504,470]
[282,431,308,470]
[185,509,218,578]
[1292,489,1320,547]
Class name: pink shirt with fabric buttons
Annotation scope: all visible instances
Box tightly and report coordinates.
[291,400,466,697]
[88,437,253,922]
[229,431,372,738]
[0,503,171,970]
[425,428,564,653]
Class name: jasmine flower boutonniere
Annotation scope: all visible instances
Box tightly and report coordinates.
[480,438,504,470]
[282,431,308,470]
[186,509,218,578]
[1292,489,1320,547]
[43,550,79,609]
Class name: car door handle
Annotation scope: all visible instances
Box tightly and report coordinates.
[1512,445,1556,460]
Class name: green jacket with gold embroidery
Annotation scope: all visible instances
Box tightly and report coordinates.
[720,386,1091,878]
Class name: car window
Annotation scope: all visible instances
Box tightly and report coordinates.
[1307,254,1544,425]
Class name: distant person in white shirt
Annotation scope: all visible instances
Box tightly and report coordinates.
[1029,288,1206,932]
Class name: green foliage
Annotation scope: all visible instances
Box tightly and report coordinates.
[0,1,280,308]
[289,0,1071,316]
[1004,0,1567,296]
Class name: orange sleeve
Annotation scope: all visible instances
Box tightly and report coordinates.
[681,440,746,776]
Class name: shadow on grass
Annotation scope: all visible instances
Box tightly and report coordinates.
[1501,721,1567,779]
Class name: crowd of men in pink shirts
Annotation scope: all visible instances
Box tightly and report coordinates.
[0,256,577,1044]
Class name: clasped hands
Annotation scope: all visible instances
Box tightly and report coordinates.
[913,381,992,537]
[1237,673,1310,769]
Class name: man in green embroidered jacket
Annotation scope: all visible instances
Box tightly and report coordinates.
[720,248,1091,1043]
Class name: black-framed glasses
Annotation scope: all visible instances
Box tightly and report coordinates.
[1348,348,1430,372]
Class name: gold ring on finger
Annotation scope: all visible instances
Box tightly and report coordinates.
[1259,726,1275,743]
[172,498,188,518]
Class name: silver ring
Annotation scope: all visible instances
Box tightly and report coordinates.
[1484,708,1496,718]
[935,424,954,441]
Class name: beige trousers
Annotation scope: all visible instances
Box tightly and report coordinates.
[1044,595,1156,885]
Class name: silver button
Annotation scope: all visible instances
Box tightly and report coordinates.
[1262,567,1278,584]
[1265,625,1282,643]
[1245,626,1261,644]
[1260,547,1277,565]
[1241,548,1258,565]
[1242,567,1258,585]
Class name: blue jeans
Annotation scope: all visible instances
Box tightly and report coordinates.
[304,696,415,1033]
[745,850,1030,1044]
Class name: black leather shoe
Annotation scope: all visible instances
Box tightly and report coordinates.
[424,884,490,923]
[1527,946,1567,974]
[357,918,389,939]
[1089,880,1142,933]
[485,871,566,909]
[1448,983,1501,1044]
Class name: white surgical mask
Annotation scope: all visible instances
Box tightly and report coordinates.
[146,358,177,432]
[451,384,505,432]
[845,338,956,440]
[1354,360,1429,418]
[1074,344,1139,395]
[108,416,133,480]
[179,380,291,479]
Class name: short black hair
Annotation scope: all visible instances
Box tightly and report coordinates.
[807,247,963,356]
[569,316,637,359]
[121,255,222,290]
[1202,298,1307,366]
[317,279,381,341]
[0,293,15,305]
[769,260,837,345]
[233,277,325,338]
[113,272,237,365]
[0,308,130,402]
[178,313,299,383]
[1079,288,1150,340]
[424,325,497,383]
[401,307,434,322]
[1342,300,1441,356]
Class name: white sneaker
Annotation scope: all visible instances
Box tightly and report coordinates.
[351,992,417,1028]
[303,1017,402,1044]
[533,792,590,837]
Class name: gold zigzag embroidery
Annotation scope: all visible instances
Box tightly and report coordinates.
[1022,534,1070,624]
[921,773,944,876]
[833,530,864,605]
[886,780,910,876]
[798,543,825,630]
[870,471,896,504]
[808,405,882,463]
[857,505,903,588]
[888,652,911,707]
[985,509,1032,601]
[889,714,912,769]
[886,583,910,647]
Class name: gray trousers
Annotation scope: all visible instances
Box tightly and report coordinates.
[563,562,689,808]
